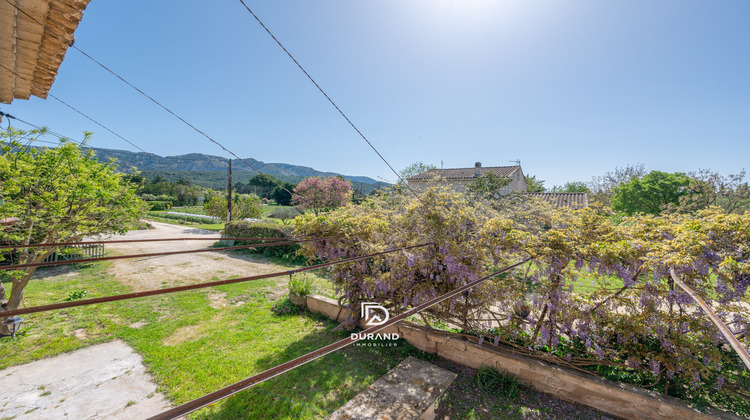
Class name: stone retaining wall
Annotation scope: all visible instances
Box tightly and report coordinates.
[304,294,741,420]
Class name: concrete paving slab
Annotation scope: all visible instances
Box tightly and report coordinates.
[0,340,171,419]
[328,356,457,420]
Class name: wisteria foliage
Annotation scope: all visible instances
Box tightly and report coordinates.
[293,187,750,400]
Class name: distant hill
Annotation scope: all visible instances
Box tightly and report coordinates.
[89,147,390,192]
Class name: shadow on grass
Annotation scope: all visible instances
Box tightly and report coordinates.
[216,248,305,270]
[191,311,433,420]
[30,263,97,279]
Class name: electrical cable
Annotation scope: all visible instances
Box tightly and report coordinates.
[2,0,388,199]
[0,62,147,153]
[237,0,422,203]
[2,0,293,196]
[1,112,86,146]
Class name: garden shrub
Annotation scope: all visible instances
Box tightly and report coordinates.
[224,220,304,263]
[288,272,315,296]
[294,187,750,416]
[147,200,172,211]
[271,297,301,316]
[268,207,302,224]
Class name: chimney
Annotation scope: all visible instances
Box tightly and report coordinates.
[474,162,481,178]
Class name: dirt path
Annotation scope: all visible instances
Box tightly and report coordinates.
[0,222,294,419]
[102,222,289,292]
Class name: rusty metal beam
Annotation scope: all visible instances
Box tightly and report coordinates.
[147,257,530,420]
[1,243,432,317]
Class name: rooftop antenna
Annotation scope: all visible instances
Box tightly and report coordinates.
[509,159,521,166]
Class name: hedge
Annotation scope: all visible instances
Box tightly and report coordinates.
[223,220,304,262]
[147,201,172,211]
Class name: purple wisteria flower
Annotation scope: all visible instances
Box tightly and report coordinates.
[540,326,550,344]
[650,359,661,375]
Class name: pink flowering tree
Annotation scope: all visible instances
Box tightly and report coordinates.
[292,176,352,215]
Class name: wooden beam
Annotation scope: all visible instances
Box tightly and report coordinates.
[13,0,50,100]
[0,0,90,103]
[0,0,17,103]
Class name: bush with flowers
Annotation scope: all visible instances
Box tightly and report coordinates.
[294,187,750,415]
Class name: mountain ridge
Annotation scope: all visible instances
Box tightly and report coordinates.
[88,147,390,191]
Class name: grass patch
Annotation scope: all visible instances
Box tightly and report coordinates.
[0,261,422,419]
[475,365,522,399]
[170,206,206,215]
[197,223,225,232]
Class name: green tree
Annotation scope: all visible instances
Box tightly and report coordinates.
[203,193,263,221]
[589,163,647,207]
[247,174,281,188]
[553,181,590,193]
[271,182,296,206]
[669,169,750,214]
[525,175,546,192]
[612,170,689,215]
[397,161,436,185]
[466,172,511,201]
[0,128,144,330]
[239,174,283,198]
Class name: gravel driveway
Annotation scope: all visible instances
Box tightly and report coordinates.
[0,221,291,419]
[105,221,289,292]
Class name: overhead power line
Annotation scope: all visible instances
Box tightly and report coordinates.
[0,111,86,146]
[0,62,148,153]
[1,243,432,318]
[1,0,295,198]
[237,0,422,202]
[148,257,531,419]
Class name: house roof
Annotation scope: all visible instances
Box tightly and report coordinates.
[408,166,521,181]
[0,0,91,104]
[527,193,589,209]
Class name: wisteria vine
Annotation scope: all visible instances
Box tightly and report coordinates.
[294,188,750,411]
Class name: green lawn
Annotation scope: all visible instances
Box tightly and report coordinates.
[145,214,225,231]
[515,261,625,294]
[262,204,288,215]
[167,204,293,217]
[0,262,422,418]
[197,223,225,232]
[147,204,298,229]
[170,205,206,215]
[0,259,620,419]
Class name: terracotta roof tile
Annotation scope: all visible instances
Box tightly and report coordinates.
[408,166,520,181]
[0,0,91,104]
[527,193,589,209]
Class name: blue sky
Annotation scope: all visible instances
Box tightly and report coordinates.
[4,0,749,187]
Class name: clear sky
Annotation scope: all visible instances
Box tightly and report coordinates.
[4,0,749,187]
